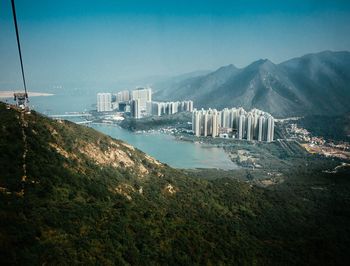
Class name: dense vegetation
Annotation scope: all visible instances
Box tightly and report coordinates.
[299,114,350,142]
[1,103,350,265]
[120,112,191,132]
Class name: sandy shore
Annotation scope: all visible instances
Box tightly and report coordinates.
[0,91,54,98]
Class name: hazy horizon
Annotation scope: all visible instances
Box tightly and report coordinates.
[1,0,350,90]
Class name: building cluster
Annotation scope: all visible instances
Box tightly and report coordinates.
[192,107,275,142]
[147,100,193,116]
[97,88,192,119]
[97,88,151,116]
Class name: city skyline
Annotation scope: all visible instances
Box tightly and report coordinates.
[96,88,193,120]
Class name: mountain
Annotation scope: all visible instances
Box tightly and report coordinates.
[151,69,212,96]
[154,51,350,117]
[154,64,238,103]
[279,51,350,115]
[1,103,350,265]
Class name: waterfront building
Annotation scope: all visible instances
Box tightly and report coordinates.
[192,110,201,136]
[97,87,152,115]
[211,109,220,137]
[97,93,112,112]
[192,107,274,142]
[131,87,152,113]
[148,100,194,116]
[131,99,141,119]
[191,108,220,137]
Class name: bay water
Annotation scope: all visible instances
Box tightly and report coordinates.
[6,91,238,169]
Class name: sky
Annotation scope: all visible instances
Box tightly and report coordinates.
[1,0,350,90]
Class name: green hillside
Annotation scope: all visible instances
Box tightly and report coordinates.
[1,103,350,265]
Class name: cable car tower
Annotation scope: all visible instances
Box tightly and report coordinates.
[11,0,29,111]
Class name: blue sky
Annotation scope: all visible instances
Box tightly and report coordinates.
[1,0,350,90]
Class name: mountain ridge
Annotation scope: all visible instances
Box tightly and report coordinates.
[154,50,350,117]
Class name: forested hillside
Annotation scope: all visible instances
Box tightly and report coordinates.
[1,103,350,265]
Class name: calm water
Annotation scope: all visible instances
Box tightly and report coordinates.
[90,124,237,169]
[3,92,238,169]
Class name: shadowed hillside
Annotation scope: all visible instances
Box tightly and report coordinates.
[1,103,350,265]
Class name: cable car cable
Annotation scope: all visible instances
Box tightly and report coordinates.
[11,0,28,98]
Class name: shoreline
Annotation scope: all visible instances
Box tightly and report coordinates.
[89,122,239,170]
[0,91,54,98]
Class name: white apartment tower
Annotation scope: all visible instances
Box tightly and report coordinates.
[238,114,246,140]
[97,93,112,112]
[246,114,253,141]
[188,101,193,112]
[116,90,130,102]
[131,88,152,113]
[203,112,209,137]
[211,110,220,137]
[267,116,275,142]
[192,111,201,137]
[258,115,265,141]
[192,107,274,142]
[131,99,141,119]
[149,100,194,116]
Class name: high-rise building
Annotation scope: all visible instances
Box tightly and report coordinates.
[246,114,253,141]
[170,102,176,114]
[203,112,208,137]
[212,110,220,137]
[148,100,194,116]
[238,114,246,140]
[267,116,275,142]
[192,110,201,137]
[258,115,264,141]
[131,88,152,114]
[183,100,194,112]
[116,90,130,102]
[252,111,260,140]
[221,108,231,128]
[97,93,112,112]
[192,107,274,142]
[146,101,153,115]
[131,99,141,119]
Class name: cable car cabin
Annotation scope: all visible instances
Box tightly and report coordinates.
[5,99,11,109]
[14,92,29,111]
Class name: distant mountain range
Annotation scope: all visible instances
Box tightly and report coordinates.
[153,51,350,117]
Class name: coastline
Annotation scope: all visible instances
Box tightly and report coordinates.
[0,91,54,98]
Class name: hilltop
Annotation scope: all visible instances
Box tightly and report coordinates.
[1,103,350,265]
[154,51,350,117]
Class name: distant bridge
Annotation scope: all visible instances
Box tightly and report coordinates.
[76,120,93,124]
[48,113,92,118]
